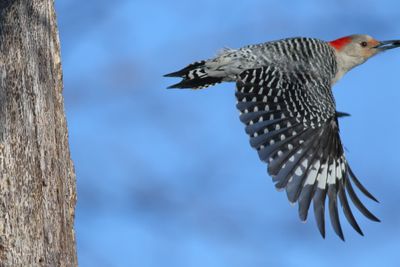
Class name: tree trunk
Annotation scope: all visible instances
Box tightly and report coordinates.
[0,0,77,266]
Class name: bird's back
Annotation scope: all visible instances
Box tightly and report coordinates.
[166,37,338,89]
[241,37,338,83]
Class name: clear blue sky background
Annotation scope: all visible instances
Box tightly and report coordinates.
[55,1,400,266]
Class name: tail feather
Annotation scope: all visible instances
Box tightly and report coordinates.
[165,60,223,89]
[164,61,206,77]
[167,76,223,89]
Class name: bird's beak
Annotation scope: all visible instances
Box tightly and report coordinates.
[374,40,400,51]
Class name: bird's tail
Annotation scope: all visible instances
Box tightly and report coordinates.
[164,60,223,89]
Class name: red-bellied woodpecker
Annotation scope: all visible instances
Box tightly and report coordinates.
[165,35,400,240]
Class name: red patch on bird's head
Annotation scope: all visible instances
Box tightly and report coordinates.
[329,36,352,50]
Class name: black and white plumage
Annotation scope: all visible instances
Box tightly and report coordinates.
[235,65,378,240]
[165,35,400,240]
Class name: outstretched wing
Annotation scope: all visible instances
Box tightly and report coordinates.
[235,66,379,240]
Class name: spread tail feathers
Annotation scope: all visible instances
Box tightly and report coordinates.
[164,61,223,89]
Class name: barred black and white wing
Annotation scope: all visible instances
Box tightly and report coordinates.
[236,66,379,240]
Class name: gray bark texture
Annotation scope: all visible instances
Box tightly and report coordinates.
[0,0,77,266]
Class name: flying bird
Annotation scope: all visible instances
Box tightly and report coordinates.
[165,35,400,240]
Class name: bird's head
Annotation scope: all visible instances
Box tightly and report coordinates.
[330,34,400,58]
[329,34,400,82]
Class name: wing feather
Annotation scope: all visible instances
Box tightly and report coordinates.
[235,66,379,239]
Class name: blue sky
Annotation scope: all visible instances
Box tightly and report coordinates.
[55,1,400,266]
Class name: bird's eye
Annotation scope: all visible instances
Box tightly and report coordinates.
[360,41,368,47]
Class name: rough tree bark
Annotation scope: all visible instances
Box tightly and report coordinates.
[0,0,77,266]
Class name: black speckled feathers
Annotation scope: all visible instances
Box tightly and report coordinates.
[236,66,379,240]
[165,37,380,240]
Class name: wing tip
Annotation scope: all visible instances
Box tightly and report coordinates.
[348,166,379,203]
[338,234,345,241]
[371,216,381,223]
[319,228,326,239]
[336,111,351,118]
[345,178,381,222]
